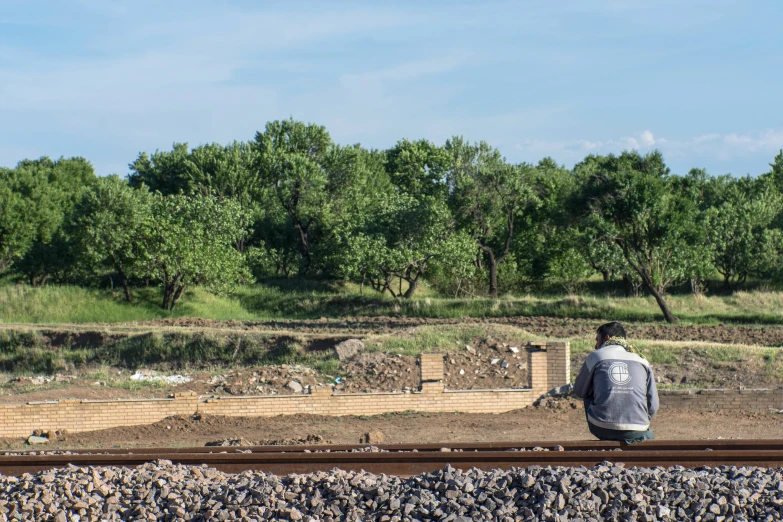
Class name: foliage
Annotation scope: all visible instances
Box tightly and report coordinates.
[706,181,783,288]
[446,137,538,298]
[575,151,701,322]
[146,193,253,310]
[71,176,154,301]
[4,121,783,324]
[252,119,333,276]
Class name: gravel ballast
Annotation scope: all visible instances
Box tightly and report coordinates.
[2,461,783,521]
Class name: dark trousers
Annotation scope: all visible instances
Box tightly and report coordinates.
[584,399,654,444]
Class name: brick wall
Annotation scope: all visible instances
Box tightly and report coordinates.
[659,389,783,411]
[0,341,570,438]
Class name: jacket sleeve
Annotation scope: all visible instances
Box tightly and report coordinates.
[647,367,659,420]
[572,358,593,399]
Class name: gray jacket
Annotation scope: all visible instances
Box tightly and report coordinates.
[573,343,659,431]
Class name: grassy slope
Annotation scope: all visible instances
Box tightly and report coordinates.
[3,282,783,325]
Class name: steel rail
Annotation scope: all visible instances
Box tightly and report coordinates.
[3,439,779,455]
[2,440,783,477]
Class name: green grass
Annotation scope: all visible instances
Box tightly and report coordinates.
[3,281,783,325]
[0,329,339,375]
[368,324,533,356]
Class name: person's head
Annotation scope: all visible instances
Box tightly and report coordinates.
[595,321,626,349]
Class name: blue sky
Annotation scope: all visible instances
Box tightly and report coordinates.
[1,0,781,177]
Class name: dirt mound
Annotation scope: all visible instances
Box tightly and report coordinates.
[205,364,325,396]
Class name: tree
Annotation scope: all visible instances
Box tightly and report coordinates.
[71,176,154,301]
[127,143,192,195]
[770,149,783,190]
[446,137,538,298]
[337,191,471,298]
[575,151,698,323]
[252,119,332,276]
[706,181,782,288]
[10,157,96,285]
[146,194,252,310]
[385,139,450,199]
[0,168,36,275]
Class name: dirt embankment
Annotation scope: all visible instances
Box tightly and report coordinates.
[130,316,783,346]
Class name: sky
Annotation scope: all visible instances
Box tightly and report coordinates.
[1,0,782,177]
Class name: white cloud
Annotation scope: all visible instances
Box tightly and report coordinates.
[513,128,783,167]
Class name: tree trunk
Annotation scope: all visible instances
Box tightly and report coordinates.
[118,271,132,302]
[170,284,186,310]
[646,283,677,323]
[620,243,677,323]
[488,251,499,299]
[295,224,311,277]
[601,270,610,282]
[403,276,420,299]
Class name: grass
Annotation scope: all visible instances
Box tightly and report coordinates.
[3,281,783,325]
[0,329,339,375]
[367,324,533,357]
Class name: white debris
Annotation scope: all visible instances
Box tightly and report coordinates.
[130,372,192,385]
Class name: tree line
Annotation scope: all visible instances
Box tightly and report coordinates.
[2,118,783,322]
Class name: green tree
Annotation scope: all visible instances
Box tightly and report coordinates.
[147,194,252,310]
[446,137,538,298]
[0,168,36,274]
[385,139,450,199]
[71,176,154,301]
[575,151,698,323]
[770,149,783,190]
[11,157,96,285]
[127,143,192,195]
[252,119,333,276]
[706,182,782,288]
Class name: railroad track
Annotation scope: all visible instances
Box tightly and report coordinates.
[2,440,783,477]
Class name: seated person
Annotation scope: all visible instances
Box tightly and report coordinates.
[573,321,658,443]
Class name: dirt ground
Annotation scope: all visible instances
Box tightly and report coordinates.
[3,404,782,451]
[133,316,783,346]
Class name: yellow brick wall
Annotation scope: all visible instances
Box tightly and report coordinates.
[0,342,570,438]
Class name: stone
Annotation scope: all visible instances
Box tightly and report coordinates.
[490,359,500,365]
[334,339,365,361]
[459,369,465,375]
[465,345,476,354]
[26,435,49,445]
[359,431,385,444]
[286,380,303,393]
[508,347,520,354]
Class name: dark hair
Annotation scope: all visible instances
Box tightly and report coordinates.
[597,321,626,339]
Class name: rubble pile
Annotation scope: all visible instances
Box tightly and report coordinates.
[205,434,330,447]
[2,460,782,521]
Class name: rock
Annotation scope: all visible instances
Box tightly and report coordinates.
[508,346,520,354]
[490,359,500,365]
[0,455,782,520]
[359,431,385,444]
[286,380,304,393]
[26,435,49,445]
[459,369,465,375]
[465,345,476,354]
[334,339,365,361]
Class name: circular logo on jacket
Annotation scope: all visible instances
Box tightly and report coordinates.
[609,362,631,385]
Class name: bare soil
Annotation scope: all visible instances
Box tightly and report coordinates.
[132,316,783,346]
[4,404,781,450]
